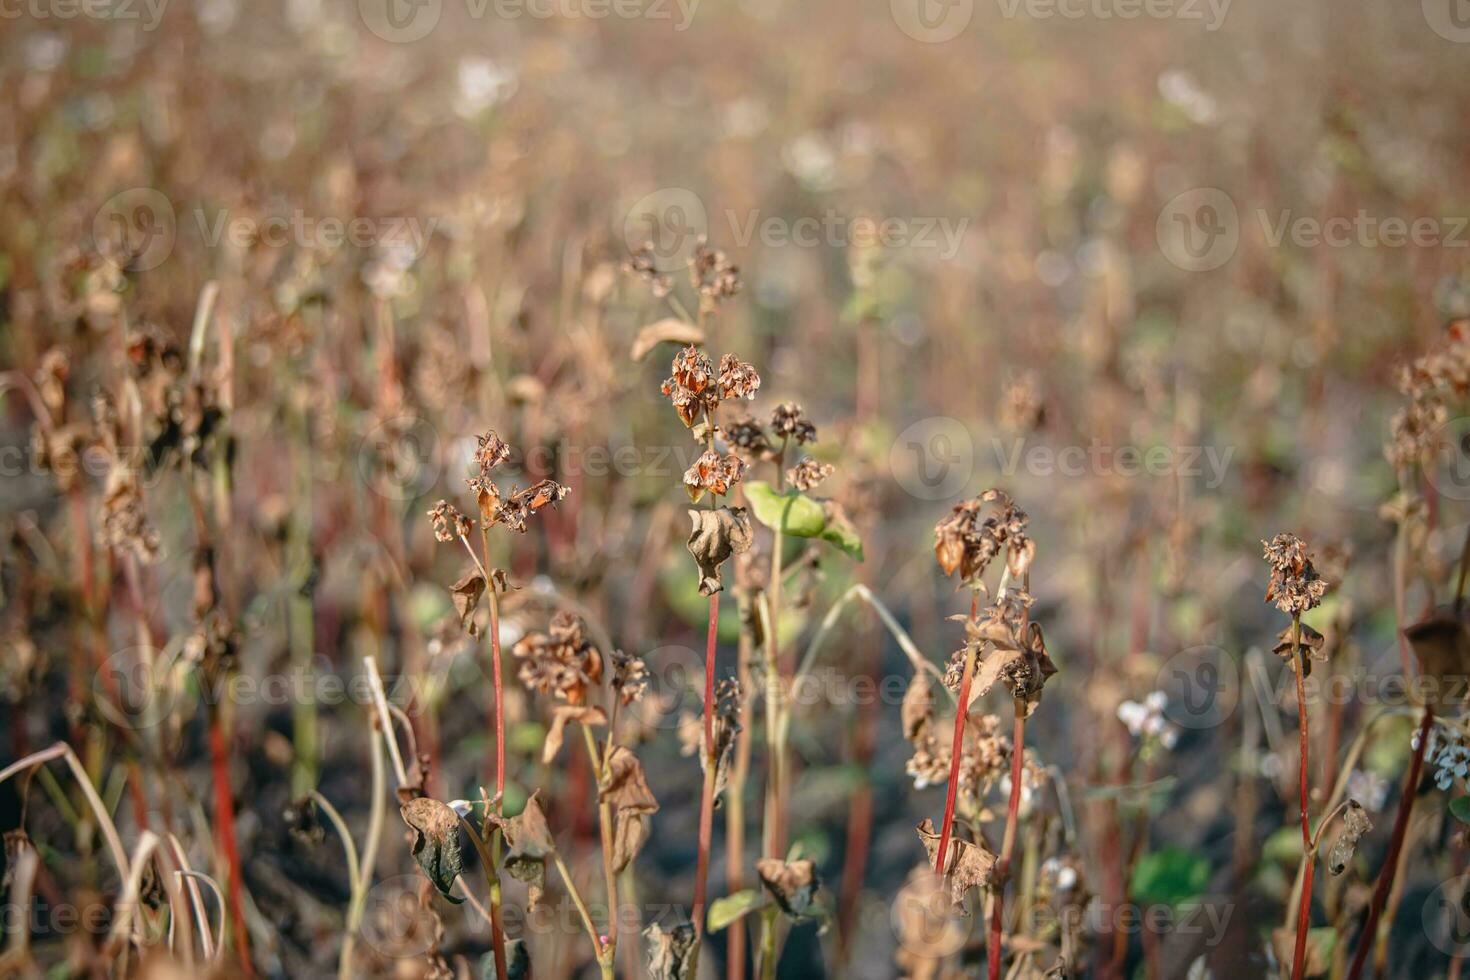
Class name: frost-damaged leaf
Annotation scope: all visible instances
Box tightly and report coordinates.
[499,791,555,905]
[543,705,607,764]
[1271,926,1334,977]
[686,506,753,596]
[400,798,465,904]
[644,919,698,980]
[707,889,766,932]
[599,746,660,873]
[1328,799,1372,876]
[631,318,704,362]
[916,819,997,906]
[756,857,822,921]
[479,938,532,979]
[450,570,486,636]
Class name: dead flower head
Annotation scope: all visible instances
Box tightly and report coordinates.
[717,353,761,401]
[623,243,673,297]
[683,449,746,503]
[474,430,513,472]
[934,489,1033,585]
[495,479,571,533]
[100,467,161,563]
[724,414,772,456]
[787,456,834,491]
[691,239,741,304]
[661,345,717,427]
[1262,533,1328,615]
[428,499,474,543]
[512,611,605,705]
[770,402,817,444]
[611,648,650,705]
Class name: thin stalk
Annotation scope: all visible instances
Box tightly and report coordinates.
[934,593,981,873]
[581,723,621,964]
[553,851,609,964]
[1345,706,1434,980]
[310,791,362,980]
[988,699,1027,980]
[458,814,509,980]
[691,590,721,977]
[1289,614,1313,980]
[207,708,252,975]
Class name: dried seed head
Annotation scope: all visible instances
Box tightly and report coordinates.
[512,610,604,704]
[683,450,746,503]
[690,240,741,304]
[934,489,1030,585]
[1261,532,1328,615]
[611,649,650,705]
[787,455,834,491]
[100,467,160,563]
[622,243,673,297]
[496,479,570,533]
[474,430,513,474]
[724,414,771,455]
[716,353,761,401]
[769,402,817,444]
[661,345,718,428]
[428,499,473,543]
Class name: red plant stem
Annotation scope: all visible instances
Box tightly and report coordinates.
[1290,646,1312,980]
[988,700,1027,980]
[934,595,981,873]
[1346,706,1433,980]
[693,591,720,935]
[208,711,252,976]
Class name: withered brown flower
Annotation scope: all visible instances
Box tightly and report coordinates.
[690,240,741,303]
[512,611,604,705]
[724,414,771,456]
[770,402,817,444]
[474,430,513,472]
[428,499,473,543]
[717,353,761,401]
[787,456,834,491]
[683,450,746,503]
[100,467,161,562]
[661,346,717,428]
[495,479,570,533]
[611,649,650,705]
[623,243,674,298]
[934,489,1032,584]
[1262,533,1328,615]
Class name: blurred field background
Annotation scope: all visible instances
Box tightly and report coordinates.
[4,0,1470,977]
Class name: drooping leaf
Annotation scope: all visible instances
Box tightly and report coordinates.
[450,570,486,636]
[498,791,555,905]
[400,797,465,904]
[600,746,660,873]
[543,705,607,764]
[631,318,705,362]
[707,889,765,932]
[644,919,698,980]
[686,506,753,595]
[916,819,997,907]
[818,499,864,560]
[756,858,821,919]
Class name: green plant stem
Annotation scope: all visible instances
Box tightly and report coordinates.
[988,698,1027,980]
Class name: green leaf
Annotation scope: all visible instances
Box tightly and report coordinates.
[1451,796,1470,824]
[818,501,864,561]
[708,889,765,932]
[744,482,826,538]
[1130,847,1209,910]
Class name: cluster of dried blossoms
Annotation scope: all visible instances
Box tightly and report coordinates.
[934,488,1036,585]
[903,675,1013,803]
[512,610,605,704]
[1262,532,1329,616]
[1385,317,1470,470]
[623,238,743,309]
